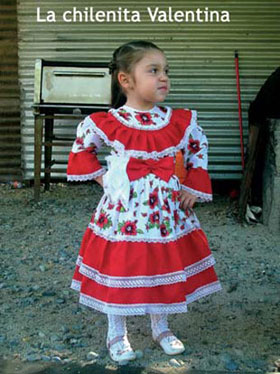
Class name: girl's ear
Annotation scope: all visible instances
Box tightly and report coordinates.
[118,71,133,91]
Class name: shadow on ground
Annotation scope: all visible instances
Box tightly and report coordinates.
[0,359,267,374]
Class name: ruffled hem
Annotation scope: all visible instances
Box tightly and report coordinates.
[181,185,213,202]
[67,168,106,182]
[70,280,222,315]
[74,253,216,288]
[86,109,196,159]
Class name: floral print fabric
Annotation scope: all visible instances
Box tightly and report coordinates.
[90,173,200,243]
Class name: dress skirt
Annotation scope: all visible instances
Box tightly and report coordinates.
[70,173,222,315]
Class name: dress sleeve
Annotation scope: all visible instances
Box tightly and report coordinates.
[67,116,106,182]
[181,110,213,202]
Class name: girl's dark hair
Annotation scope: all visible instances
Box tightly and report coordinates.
[109,40,163,109]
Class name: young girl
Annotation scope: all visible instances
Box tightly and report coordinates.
[67,40,222,363]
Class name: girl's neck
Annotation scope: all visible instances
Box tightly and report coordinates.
[124,101,156,112]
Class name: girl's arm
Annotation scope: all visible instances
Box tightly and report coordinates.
[67,117,106,183]
[95,174,104,187]
[180,111,213,206]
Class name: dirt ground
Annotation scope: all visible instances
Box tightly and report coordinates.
[0,182,279,374]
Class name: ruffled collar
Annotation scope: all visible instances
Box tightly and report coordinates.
[109,105,172,130]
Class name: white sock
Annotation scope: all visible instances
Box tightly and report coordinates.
[150,313,169,337]
[107,314,127,341]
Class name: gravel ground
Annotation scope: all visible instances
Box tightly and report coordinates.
[0,182,280,374]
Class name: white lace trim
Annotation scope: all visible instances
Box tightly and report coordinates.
[85,111,197,160]
[181,184,213,202]
[75,259,186,288]
[75,254,216,288]
[70,281,222,315]
[186,281,222,304]
[109,105,172,130]
[78,293,189,315]
[88,222,200,243]
[71,279,81,291]
[67,168,106,182]
[184,254,216,277]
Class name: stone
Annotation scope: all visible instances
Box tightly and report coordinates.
[220,353,239,371]
[42,289,56,297]
[54,343,66,351]
[39,265,46,272]
[60,326,69,334]
[50,334,60,342]
[0,335,6,344]
[26,353,41,362]
[52,356,62,362]
[86,351,99,360]
[55,298,65,304]
[227,282,238,293]
[135,350,143,359]
[169,358,182,367]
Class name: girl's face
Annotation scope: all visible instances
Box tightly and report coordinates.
[119,50,170,110]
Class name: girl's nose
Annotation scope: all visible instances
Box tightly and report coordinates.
[159,71,168,81]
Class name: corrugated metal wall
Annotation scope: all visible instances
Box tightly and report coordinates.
[17,0,280,180]
[0,0,21,182]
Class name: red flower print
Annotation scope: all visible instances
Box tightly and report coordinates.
[180,224,185,230]
[121,221,137,236]
[76,137,84,145]
[96,213,108,228]
[197,154,204,159]
[149,190,159,209]
[171,190,179,202]
[135,112,154,125]
[188,139,201,154]
[186,162,193,170]
[160,224,169,237]
[162,198,171,213]
[129,188,134,200]
[158,106,167,113]
[119,111,131,120]
[116,201,124,212]
[149,211,160,224]
[107,203,115,210]
[174,210,180,225]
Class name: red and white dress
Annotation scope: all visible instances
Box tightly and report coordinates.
[67,104,222,315]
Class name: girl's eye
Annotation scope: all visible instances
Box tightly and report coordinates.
[151,68,158,73]
[165,69,169,75]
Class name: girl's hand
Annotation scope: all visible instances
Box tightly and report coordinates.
[178,189,198,210]
[95,175,103,187]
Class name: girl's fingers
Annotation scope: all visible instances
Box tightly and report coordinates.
[180,196,196,210]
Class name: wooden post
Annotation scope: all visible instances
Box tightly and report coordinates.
[44,117,54,191]
[238,124,260,221]
[34,115,43,201]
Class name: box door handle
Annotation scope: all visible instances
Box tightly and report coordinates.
[53,71,106,77]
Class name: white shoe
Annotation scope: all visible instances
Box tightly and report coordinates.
[153,330,185,355]
[107,335,136,363]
